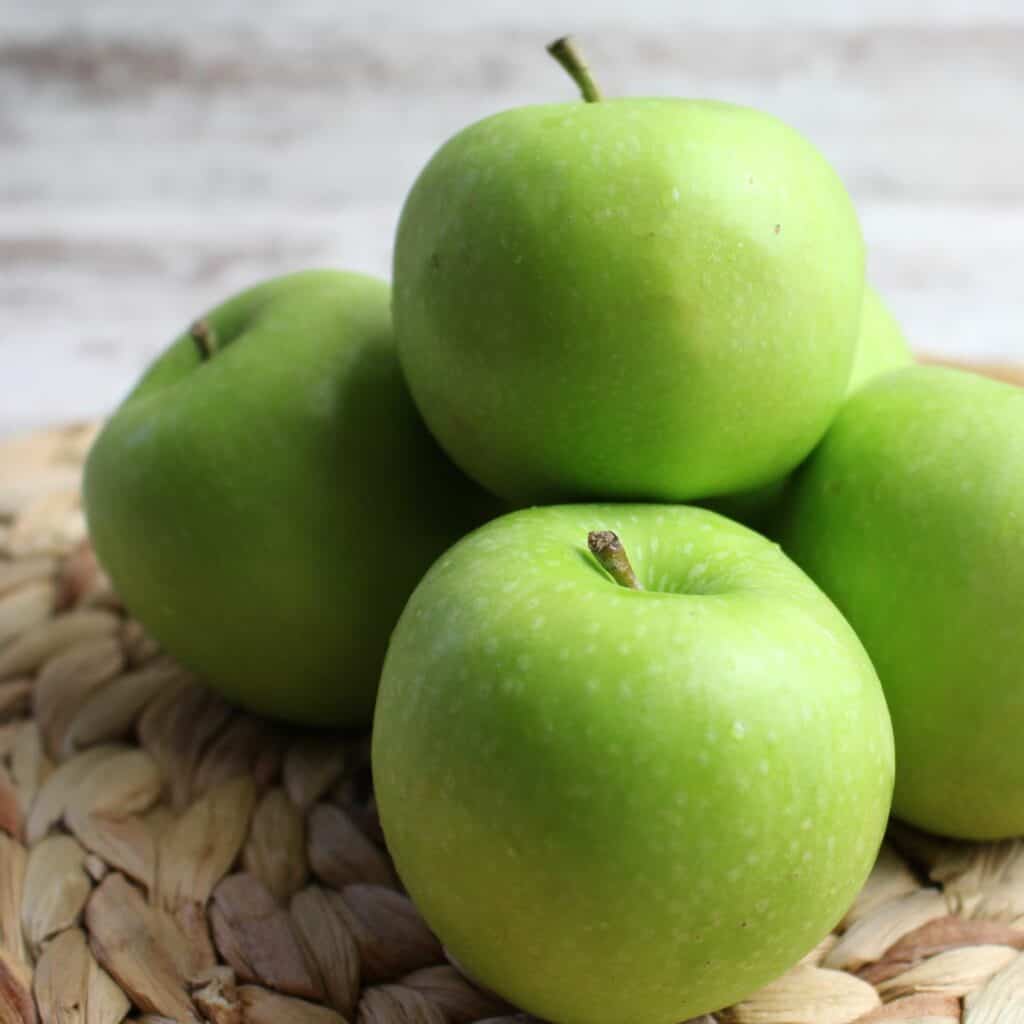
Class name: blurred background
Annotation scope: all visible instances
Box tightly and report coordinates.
[2,0,1021,437]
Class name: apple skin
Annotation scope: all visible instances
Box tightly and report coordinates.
[705,283,912,531]
[778,366,1024,839]
[372,504,894,1024]
[846,285,913,393]
[84,270,498,727]
[393,98,864,505]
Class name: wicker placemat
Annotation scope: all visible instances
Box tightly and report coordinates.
[2,418,1024,1024]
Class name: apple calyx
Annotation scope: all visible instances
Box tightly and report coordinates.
[190,319,219,361]
[547,36,604,103]
[588,530,643,590]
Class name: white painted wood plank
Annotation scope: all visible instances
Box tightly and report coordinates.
[4,24,1022,200]
[9,0,1024,35]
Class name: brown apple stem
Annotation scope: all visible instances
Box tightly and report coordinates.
[588,531,643,590]
[190,319,218,360]
[547,36,604,103]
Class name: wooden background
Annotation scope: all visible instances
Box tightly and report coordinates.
[2,0,1022,437]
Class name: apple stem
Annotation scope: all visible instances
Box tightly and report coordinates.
[190,319,219,360]
[547,36,604,103]
[588,531,643,590]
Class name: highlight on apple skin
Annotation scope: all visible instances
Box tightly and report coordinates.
[373,503,895,1024]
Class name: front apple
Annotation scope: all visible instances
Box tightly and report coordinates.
[372,504,894,1024]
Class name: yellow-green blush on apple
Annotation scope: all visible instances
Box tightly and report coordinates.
[706,284,912,531]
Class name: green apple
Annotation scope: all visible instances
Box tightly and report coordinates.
[393,41,865,506]
[846,285,913,393]
[372,504,894,1024]
[84,270,496,727]
[706,283,912,530]
[779,365,1024,839]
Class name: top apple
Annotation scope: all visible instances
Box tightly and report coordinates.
[393,40,865,504]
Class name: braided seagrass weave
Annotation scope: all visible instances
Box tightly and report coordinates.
[2,411,1024,1024]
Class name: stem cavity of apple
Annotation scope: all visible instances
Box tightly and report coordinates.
[547,36,604,103]
[588,530,643,590]
[190,319,219,361]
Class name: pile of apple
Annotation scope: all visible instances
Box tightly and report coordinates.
[83,40,1024,1024]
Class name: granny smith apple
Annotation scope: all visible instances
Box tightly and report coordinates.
[779,365,1024,840]
[373,504,894,1024]
[706,283,912,530]
[846,285,912,393]
[393,40,865,505]
[84,270,496,727]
